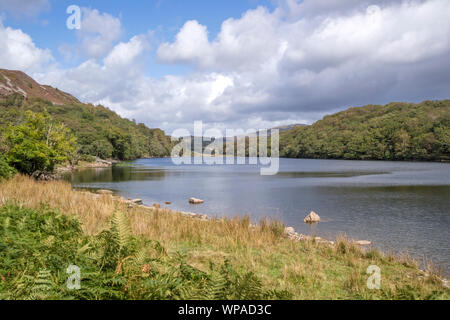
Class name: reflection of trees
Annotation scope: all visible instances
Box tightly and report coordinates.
[70,167,167,183]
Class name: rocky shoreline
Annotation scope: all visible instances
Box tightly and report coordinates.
[56,157,117,174]
[85,188,373,248]
[48,185,450,288]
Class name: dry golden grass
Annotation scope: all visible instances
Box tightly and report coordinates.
[1,175,449,299]
[0,175,115,234]
[0,175,284,246]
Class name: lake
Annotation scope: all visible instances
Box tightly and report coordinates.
[66,158,450,275]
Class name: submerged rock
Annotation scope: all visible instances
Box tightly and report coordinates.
[189,197,204,204]
[304,211,321,223]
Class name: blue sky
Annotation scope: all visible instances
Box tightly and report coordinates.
[0,0,449,133]
[3,0,275,76]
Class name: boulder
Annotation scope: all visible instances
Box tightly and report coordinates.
[97,189,113,195]
[132,199,143,205]
[153,203,160,208]
[284,227,295,235]
[189,197,204,204]
[304,211,321,223]
[354,240,371,246]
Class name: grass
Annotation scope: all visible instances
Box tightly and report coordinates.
[0,175,449,300]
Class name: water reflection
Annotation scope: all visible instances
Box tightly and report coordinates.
[65,166,167,183]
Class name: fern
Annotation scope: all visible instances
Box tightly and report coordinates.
[111,210,132,253]
[30,269,54,300]
[0,204,294,300]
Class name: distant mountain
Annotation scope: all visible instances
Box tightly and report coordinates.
[0,69,174,160]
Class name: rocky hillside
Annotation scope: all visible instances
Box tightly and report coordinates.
[0,69,79,105]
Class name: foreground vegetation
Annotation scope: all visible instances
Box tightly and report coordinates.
[0,175,448,300]
[280,100,450,161]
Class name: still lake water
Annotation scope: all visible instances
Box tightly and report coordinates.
[67,158,450,275]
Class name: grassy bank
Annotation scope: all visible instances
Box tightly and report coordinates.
[0,175,448,299]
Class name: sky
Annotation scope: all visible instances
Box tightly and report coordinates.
[0,0,449,135]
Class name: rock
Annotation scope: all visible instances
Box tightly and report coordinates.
[32,171,57,181]
[153,203,160,208]
[304,211,321,223]
[354,240,371,246]
[189,197,204,204]
[97,189,113,195]
[165,201,171,205]
[132,199,143,205]
[284,227,295,235]
[95,157,112,165]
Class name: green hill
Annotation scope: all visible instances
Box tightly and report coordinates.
[280,100,450,161]
[0,69,173,161]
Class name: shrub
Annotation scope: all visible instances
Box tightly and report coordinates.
[0,155,15,179]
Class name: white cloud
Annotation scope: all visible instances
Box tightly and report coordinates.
[40,35,149,105]
[158,7,281,72]
[60,8,123,60]
[157,20,212,67]
[78,8,123,59]
[0,21,53,73]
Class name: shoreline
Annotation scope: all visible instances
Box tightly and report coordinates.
[60,159,450,281]
[82,187,450,285]
[1,175,449,298]
[81,187,450,287]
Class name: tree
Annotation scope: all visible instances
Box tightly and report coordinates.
[4,111,77,175]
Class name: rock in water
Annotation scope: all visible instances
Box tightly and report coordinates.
[354,240,371,246]
[165,201,171,205]
[189,197,204,204]
[304,211,321,223]
[132,199,143,205]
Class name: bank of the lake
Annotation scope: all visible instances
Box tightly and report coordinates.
[0,175,449,299]
[66,157,450,276]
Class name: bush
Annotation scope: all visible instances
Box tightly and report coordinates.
[0,156,15,179]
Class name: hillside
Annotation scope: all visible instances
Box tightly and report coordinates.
[0,69,79,105]
[280,100,450,161]
[0,69,173,160]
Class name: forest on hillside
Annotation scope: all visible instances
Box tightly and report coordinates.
[279,100,450,161]
[0,93,174,162]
